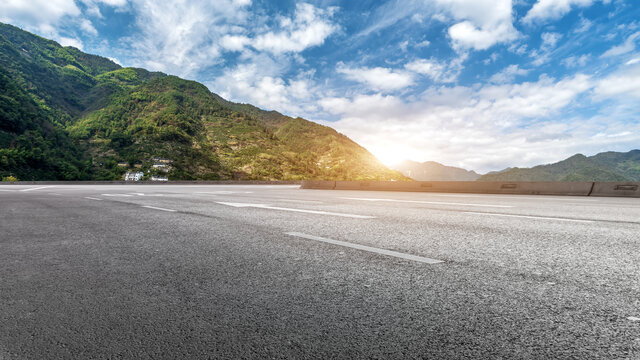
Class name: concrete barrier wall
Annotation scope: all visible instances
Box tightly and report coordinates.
[5,180,640,197]
[301,180,640,197]
[2,180,303,186]
[300,180,336,189]
[589,182,640,197]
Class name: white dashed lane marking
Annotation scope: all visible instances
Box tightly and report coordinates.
[19,186,54,192]
[141,205,177,212]
[340,197,514,208]
[463,211,594,223]
[217,202,374,219]
[286,232,443,264]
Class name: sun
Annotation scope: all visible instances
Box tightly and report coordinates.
[369,146,411,168]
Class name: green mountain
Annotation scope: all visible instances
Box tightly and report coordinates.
[478,150,640,181]
[0,23,403,181]
[392,160,481,181]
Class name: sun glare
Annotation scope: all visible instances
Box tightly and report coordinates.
[370,147,411,168]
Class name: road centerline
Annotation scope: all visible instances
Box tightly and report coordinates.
[286,232,443,264]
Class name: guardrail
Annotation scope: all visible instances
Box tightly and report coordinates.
[301,181,640,198]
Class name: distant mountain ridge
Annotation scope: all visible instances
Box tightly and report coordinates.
[0,23,404,181]
[478,150,640,181]
[393,160,481,181]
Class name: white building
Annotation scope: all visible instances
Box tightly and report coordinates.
[152,163,170,172]
[125,172,144,181]
[151,176,168,181]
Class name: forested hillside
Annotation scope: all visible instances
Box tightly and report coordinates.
[0,23,403,181]
[478,150,640,181]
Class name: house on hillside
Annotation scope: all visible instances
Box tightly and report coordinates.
[151,176,168,181]
[152,163,170,172]
[117,162,128,167]
[152,157,173,164]
[125,172,144,181]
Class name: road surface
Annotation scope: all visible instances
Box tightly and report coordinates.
[1,184,639,358]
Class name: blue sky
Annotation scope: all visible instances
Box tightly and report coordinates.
[2,0,640,172]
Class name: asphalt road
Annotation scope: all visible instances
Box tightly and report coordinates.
[1,184,639,359]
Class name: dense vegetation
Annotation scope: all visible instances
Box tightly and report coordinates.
[0,23,404,181]
[478,151,640,181]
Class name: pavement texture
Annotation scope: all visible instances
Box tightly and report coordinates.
[0,184,639,359]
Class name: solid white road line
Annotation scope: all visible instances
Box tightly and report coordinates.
[19,186,54,192]
[463,211,594,223]
[84,197,103,201]
[286,232,443,264]
[101,193,133,197]
[141,205,177,212]
[340,197,514,208]
[217,202,375,219]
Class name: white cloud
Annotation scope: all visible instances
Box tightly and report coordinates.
[79,18,98,35]
[220,35,250,52]
[321,74,599,172]
[58,36,84,50]
[601,31,640,57]
[405,59,446,81]
[405,57,464,83]
[0,0,80,33]
[219,3,337,55]
[489,64,529,83]
[250,3,337,54]
[80,0,129,17]
[523,0,598,25]
[123,2,336,78]
[123,0,251,76]
[210,61,320,116]
[541,32,562,48]
[562,54,591,68]
[337,63,414,91]
[594,63,640,98]
[0,0,126,52]
[574,16,593,33]
[357,0,518,51]
[507,43,528,56]
[530,32,563,66]
[436,0,519,51]
[320,93,404,118]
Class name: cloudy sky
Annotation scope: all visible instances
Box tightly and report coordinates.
[2,0,640,172]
